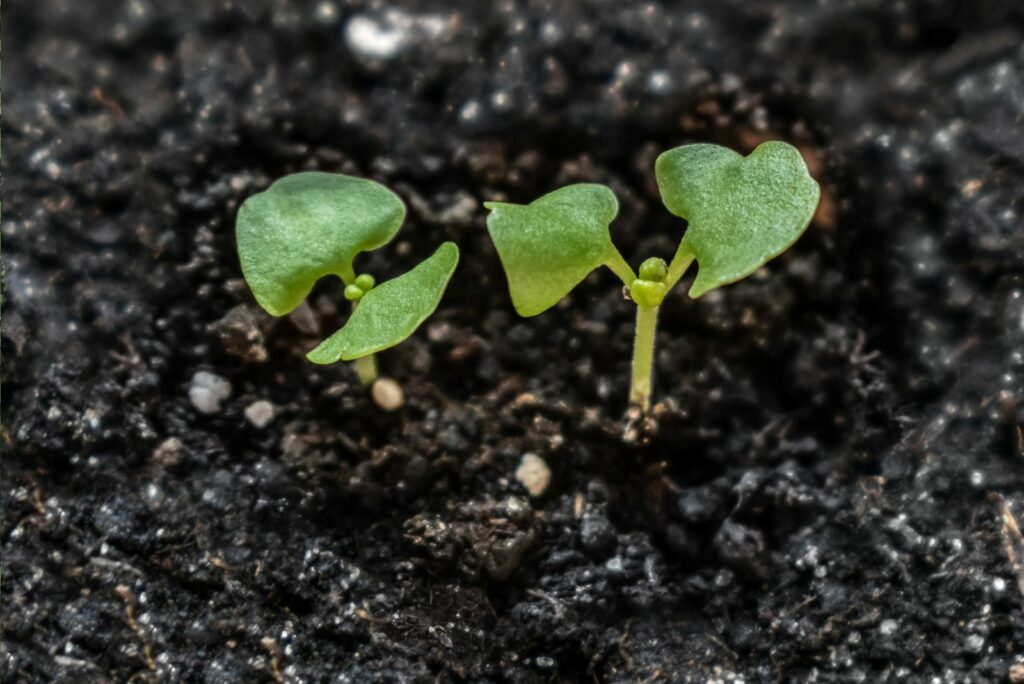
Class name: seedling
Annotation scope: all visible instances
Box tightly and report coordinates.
[236,172,459,386]
[485,141,820,412]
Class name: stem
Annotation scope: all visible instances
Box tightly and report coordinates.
[353,354,378,386]
[349,298,378,386]
[665,243,696,291]
[629,304,660,412]
[605,251,638,288]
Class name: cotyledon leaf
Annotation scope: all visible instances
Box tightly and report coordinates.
[484,184,624,317]
[656,141,820,298]
[307,242,460,363]
[236,172,405,316]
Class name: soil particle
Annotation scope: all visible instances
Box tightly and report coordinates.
[209,304,269,363]
[244,400,277,428]
[187,370,232,414]
[150,437,186,468]
[515,452,552,498]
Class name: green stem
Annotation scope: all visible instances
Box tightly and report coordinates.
[605,251,638,288]
[629,304,659,412]
[665,243,696,291]
[353,354,378,386]
[349,298,378,386]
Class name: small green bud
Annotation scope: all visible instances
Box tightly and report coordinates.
[638,257,668,283]
[354,273,376,291]
[629,279,667,308]
[344,283,365,301]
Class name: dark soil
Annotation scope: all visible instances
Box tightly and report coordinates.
[4,1,1024,681]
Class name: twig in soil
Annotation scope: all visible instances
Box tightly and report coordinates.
[91,87,126,117]
[777,593,819,619]
[707,633,739,662]
[525,588,565,619]
[638,668,665,683]
[88,556,145,577]
[260,637,284,684]
[995,494,1024,599]
[115,585,140,631]
[115,585,157,674]
[617,620,636,674]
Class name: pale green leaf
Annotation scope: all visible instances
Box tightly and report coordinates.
[656,141,820,298]
[484,184,623,316]
[236,172,405,316]
[307,242,459,363]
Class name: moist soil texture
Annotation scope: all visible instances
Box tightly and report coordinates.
[4,1,1024,682]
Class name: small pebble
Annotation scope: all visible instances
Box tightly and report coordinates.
[879,619,898,636]
[244,400,276,428]
[515,453,551,498]
[345,14,408,61]
[189,371,231,414]
[151,437,185,467]
[372,377,404,411]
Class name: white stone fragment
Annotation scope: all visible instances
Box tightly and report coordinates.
[189,371,231,414]
[244,400,277,429]
[515,453,551,498]
[345,15,408,60]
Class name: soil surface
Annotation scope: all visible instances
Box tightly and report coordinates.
[4,1,1024,682]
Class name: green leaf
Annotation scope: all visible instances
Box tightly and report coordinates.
[484,184,625,317]
[307,242,459,363]
[656,141,820,298]
[236,172,405,316]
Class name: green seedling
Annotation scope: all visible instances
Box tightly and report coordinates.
[236,172,459,386]
[485,141,819,412]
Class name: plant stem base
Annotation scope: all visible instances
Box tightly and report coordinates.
[353,354,378,386]
[629,305,659,412]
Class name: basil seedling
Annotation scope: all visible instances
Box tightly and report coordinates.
[485,141,820,412]
[237,172,459,386]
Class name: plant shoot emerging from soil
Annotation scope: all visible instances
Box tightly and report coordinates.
[485,141,820,412]
[236,172,459,385]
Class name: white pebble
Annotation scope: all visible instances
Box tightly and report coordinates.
[244,400,276,429]
[345,15,408,61]
[460,99,480,122]
[515,453,551,498]
[371,378,404,411]
[189,371,231,414]
[879,619,898,636]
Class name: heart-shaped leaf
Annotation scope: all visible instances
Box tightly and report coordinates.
[656,141,820,298]
[237,172,405,316]
[307,242,459,363]
[484,184,624,317]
